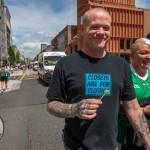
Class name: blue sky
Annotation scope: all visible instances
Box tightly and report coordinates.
[4,0,150,59]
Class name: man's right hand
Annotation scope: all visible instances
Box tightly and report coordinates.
[71,99,102,119]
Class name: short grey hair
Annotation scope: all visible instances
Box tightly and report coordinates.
[131,38,150,53]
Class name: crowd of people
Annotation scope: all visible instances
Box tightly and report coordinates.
[46,7,150,150]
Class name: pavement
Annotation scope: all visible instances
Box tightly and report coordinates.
[0,69,24,94]
[0,69,38,94]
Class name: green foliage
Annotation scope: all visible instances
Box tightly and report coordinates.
[16,52,20,63]
[8,46,15,64]
[20,60,25,65]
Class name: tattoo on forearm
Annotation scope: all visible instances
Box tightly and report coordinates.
[47,99,90,119]
[133,112,150,148]
[47,101,73,118]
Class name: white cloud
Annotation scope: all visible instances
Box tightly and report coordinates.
[24,34,32,38]
[22,42,41,50]
[6,0,150,59]
[6,0,77,59]
[19,42,48,59]
[12,36,18,43]
[37,31,45,35]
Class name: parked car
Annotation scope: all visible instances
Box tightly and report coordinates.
[32,61,39,71]
[33,65,39,71]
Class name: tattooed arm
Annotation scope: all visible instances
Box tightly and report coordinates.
[123,98,150,150]
[47,99,102,119]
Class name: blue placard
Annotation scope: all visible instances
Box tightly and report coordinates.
[85,73,111,96]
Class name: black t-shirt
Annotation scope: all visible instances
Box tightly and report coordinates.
[46,50,136,150]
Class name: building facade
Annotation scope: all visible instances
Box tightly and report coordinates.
[67,0,150,60]
[0,0,12,65]
[4,6,12,51]
[143,9,150,36]
[0,0,5,65]
[77,0,143,57]
[41,44,52,52]
[51,25,77,54]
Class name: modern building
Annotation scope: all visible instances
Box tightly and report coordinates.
[4,6,12,50]
[51,25,77,54]
[0,0,12,65]
[0,0,5,65]
[41,44,52,52]
[143,9,150,36]
[67,0,150,61]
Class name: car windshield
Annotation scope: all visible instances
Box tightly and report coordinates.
[34,63,38,66]
[44,56,62,66]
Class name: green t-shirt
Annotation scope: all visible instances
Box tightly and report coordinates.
[132,68,150,102]
[0,67,6,77]
[117,67,150,143]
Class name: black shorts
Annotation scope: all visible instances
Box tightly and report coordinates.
[0,76,8,81]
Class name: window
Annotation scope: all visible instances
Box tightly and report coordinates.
[126,39,130,49]
[120,55,130,63]
[120,39,125,49]
[75,45,78,51]
[80,16,83,24]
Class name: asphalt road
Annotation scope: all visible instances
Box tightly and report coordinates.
[0,77,65,150]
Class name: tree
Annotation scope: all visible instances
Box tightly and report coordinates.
[8,46,15,65]
[16,52,20,64]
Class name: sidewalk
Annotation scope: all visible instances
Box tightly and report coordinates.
[0,69,37,93]
[8,70,24,91]
[0,70,24,93]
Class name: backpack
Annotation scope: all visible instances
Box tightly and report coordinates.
[0,68,6,77]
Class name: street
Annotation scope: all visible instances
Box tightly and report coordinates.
[0,70,65,150]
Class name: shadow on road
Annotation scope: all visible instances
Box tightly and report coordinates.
[36,78,50,87]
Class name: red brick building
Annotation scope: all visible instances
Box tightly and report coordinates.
[51,25,77,54]
[67,0,150,60]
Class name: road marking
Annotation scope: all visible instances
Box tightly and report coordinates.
[22,78,37,80]
[20,74,25,80]
[20,74,38,80]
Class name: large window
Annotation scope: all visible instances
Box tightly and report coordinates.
[44,56,62,66]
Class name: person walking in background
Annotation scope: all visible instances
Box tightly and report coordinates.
[117,38,150,150]
[5,65,10,88]
[46,8,150,150]
[0,64,8,93]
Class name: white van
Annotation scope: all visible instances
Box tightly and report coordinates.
[38,51,66,85]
